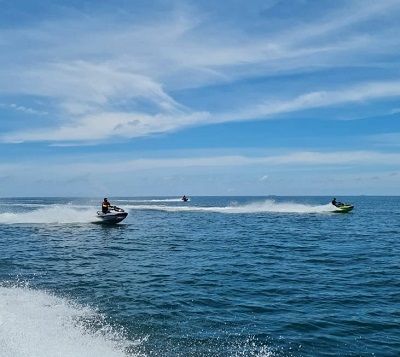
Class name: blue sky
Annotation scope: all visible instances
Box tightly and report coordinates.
[0,0,399,197]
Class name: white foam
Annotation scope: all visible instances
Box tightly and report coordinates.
[115,198,186,203]
[125,200,336,214]
[0,286,139,357]
[0,205,100,224]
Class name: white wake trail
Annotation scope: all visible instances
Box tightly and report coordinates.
[0,205,99,224]
[125,199,336,214]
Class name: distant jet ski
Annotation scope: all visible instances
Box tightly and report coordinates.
[182,195,189,202]
[95,206,128,224]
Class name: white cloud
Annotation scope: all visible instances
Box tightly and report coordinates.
[217,81,400,123]
[0,103,47,115]
[0,110,209,143]
[0,0,400,144]
[368,133,400,147]
[1,149,399,196]
[4,150,398,175]
[18,61,182,114]
[2,78,400,143]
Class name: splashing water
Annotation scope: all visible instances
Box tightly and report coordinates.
[0,285,277,357]
[0,286,140,357]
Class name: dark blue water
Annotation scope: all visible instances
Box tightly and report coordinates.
[0,196,399,356]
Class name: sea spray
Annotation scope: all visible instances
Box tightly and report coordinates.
[0,285,141,357]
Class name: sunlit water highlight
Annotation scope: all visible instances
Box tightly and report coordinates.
[0,196,399,356]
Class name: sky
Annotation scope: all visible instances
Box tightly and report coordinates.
[0,0,399,197]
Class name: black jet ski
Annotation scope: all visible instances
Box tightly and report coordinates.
[95,206,128,224]
[182,195,189,202]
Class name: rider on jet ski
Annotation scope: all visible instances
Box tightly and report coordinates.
[332,198,344,207]
[102,198,114,213]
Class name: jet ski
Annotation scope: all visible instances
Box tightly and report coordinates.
[182,195,189,202]
[95,206,128,224]
[332,204,354,213]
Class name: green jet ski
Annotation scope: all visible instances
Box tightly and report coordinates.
[333,204,354,213]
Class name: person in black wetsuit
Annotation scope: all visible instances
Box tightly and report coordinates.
[102,198,113,213]
[332,198,343,207]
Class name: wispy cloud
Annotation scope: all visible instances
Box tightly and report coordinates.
[1,148,398,196]
[2,79,400,143]
[0,103,47,115]
[221,81,400,122]
[368,133,400,147]
[1,0,400,144]
[3,150,398,175]
[0,110,209,143]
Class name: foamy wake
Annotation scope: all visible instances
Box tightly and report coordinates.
[0,200,339,225]
[115,198,187,203]
[0,205,102,224]
[125,200,337,214]
[0,286,142,357]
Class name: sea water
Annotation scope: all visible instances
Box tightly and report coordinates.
[0,196,399,356]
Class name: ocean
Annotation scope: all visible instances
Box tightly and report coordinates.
[0,196,399,357]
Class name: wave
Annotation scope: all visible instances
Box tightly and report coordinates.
[0,285,140,357]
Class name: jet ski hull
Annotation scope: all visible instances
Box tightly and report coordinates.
[95,209,128,224]
[333,205,354,213]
